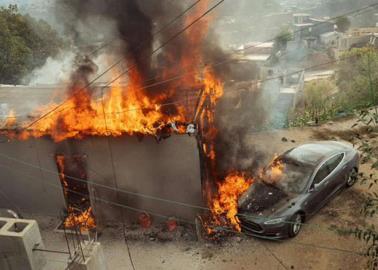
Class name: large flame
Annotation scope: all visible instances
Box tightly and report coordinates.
[56,155,96,232]
[0,0,256,234]
[6,67,188,142]
[210,173,253,232]
[2,0,217,142]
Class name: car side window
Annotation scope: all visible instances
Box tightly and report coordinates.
[313,153,344,185]
[313,164,329,185]
[326,153,344,173]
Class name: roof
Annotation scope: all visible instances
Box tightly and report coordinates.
[304,70,335,82]
[285,142,349,166]
[294,23,314,27]
[280,87,296,94]
[241,54,271,62]
[320,31,339,38]
[293,13,310,17]
[241,42,274,49]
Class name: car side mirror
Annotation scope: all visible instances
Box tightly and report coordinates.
[309,184,318,193]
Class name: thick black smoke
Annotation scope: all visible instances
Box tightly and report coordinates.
[214,86,269,177]
[56,0,266,177]
[56,0,156,78]
[56,0,231,82]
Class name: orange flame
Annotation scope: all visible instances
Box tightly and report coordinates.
[210,173,253,232]
[4,110,16,128]
[64,207,96,232]
[3,67,192,142]
[264,155,284,184]
[1,1,219,143]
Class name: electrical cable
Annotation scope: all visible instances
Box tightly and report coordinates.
[101,1,378,102]
[14,46,369,120]
[22,0,224,131]
[86,0,201,57]
[3,3,377,123]
[0,155,364,229]
[100,86,137,270]
[0,160,366,258]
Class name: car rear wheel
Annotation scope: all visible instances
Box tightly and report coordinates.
[346,168,358,187]
[288,213,303,238]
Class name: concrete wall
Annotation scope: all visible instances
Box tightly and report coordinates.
[0,134,203,225]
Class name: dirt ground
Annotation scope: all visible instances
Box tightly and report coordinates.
[35,117,378,270]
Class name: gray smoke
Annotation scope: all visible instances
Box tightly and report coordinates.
[54,0,268,178]
[214,85,269,177]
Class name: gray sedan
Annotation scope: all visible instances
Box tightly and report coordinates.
[238,141,359,239]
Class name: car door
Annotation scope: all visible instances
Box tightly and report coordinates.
[305,153,345,215]
[305,162,331,215]
[323,153,346,197]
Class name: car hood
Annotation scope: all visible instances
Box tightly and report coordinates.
[238,181,297,217]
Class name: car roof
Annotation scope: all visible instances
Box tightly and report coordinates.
[285,141,348,166]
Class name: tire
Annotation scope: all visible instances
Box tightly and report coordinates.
[346,168,358,187]
[288,213,303,238]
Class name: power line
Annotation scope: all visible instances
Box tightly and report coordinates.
[18,3,378,122]
[87,0,202,57]
[45,47,368,118]
[0,151,208,211]
[107,2,378,98]
[105,1,378,97]
[0,160,366,258]
[22,0,224,131]
[0,159,349,234]
[237,2,378,54]
[3,2,376,124]
[4,43,362,129]
[0,151,362,229]
[95,0,225,91]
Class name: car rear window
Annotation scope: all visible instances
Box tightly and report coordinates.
[286,144,334,166]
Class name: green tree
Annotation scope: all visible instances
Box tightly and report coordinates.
[335,16,351,32]
[0,5,63,84]
[338,47,378,110]
[303,80,336,123]
[273,29,293,52]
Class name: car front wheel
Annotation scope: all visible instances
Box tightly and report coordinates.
[288,213,303,238]
[346,168,358,187]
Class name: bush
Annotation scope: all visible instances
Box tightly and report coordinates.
[0,5,63,84]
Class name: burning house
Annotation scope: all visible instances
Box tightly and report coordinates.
[0,0,263,235]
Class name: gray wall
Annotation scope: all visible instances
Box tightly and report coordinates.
[0,134,203,226]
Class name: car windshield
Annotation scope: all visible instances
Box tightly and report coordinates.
[261,156,314,194]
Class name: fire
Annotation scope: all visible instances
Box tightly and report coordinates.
[56,155,96,232]
[0,1,218,143]
[56,155,68,196]
[4,110,16,128]
[0,0,253,236]
[64,207,96,232]
[2,59,224,143]
[210,173,253,232]
[4,67,187,142]
[264,155,284,184]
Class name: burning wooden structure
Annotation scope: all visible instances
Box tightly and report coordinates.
[0,1,258,234]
